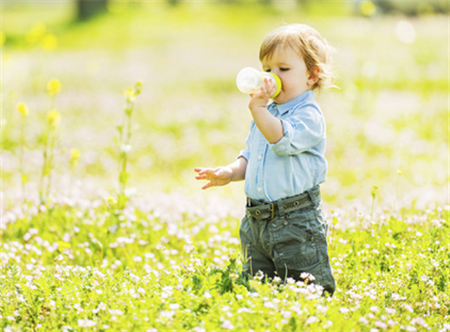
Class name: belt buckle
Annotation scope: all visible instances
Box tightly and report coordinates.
[269,203,275,219]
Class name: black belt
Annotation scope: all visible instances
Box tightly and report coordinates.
[246,186,320,221]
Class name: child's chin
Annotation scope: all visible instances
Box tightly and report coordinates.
[272,95,283,104]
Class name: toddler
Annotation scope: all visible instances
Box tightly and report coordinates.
[195,23,336,296]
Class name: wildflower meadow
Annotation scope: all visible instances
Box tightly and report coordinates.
[1,2,449,331]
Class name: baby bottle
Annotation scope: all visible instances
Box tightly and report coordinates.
[236,67,282,98]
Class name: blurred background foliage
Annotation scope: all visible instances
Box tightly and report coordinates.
[1,0,448,214]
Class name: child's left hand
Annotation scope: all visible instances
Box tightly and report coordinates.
[249,77,277,112]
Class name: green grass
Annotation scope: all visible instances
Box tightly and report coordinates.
[1,202,449,330]
[1,2,449,331]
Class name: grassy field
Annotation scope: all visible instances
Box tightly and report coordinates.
[1,2,449,331]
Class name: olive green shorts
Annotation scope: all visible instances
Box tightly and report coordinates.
[239,187,336,296]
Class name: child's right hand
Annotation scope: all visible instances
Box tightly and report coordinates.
[194,166,233,190]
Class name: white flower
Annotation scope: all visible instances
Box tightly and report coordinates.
[264,301,275,309]
[221,320,234,330]
[386,307,396,314]
[306,316,319,324]
[359,317,369,325]
[192,328,206,332]
[237,307,252,314]
[300,272,316,282]
[286,277,296,284]
[375,321,387,330]
[402,304,414,313]
[184,244,195,253]
[169,303,180,310]
[78,319,96,327]
[108,309,123,315]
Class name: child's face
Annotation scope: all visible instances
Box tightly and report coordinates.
[261,46,314,104]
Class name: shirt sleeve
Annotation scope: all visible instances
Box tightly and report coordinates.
[270,105,325,155]
[237,128,251,161]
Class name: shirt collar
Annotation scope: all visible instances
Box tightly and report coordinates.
[270,90,315,115]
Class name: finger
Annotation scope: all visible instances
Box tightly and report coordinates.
[196,168,213,176]
[202,182,212,190]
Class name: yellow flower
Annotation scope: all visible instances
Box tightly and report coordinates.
[26,23,46,44]
[0,31,5,47]
[47,79,61,96]
[107,196,117,205]
[41,33,57,51]
[16,103,29,117]
[71,148,81,161]
[71,149,81,166]
[47,109,61,128]
[124,88,136,102]
[360,0,376,17]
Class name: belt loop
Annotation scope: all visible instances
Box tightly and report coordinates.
[307,185,320,207]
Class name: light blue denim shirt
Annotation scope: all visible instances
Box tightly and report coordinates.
[239,90,327,202]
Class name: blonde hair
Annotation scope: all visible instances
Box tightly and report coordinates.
[259,23,334,90]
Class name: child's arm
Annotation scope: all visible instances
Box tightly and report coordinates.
[194,157,247,190]
[248,78,284,144]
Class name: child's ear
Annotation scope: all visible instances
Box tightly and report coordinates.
[307,67,320,86]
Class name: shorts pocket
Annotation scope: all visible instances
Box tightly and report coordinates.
[274,225,321,279]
